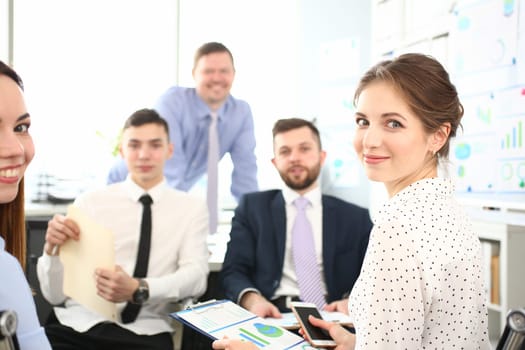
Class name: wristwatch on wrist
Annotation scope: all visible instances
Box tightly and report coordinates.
[132,279,149,305]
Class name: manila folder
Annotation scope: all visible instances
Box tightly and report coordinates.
[59,205,117,321]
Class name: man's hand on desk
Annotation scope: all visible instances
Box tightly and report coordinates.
[324,298,349,315]
[240,292,281,318]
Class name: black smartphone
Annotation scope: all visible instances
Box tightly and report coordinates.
[290,301,336,347]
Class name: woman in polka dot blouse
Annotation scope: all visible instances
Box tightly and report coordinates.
[306,53,491,349]
[211,54,491,350]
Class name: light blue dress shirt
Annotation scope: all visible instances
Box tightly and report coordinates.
[0,237,51,350]
[107,87,258,201]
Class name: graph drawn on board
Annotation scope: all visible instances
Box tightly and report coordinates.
[449,0,518,75]
[318,85,361,188]
[448,0,525,198]
[450,85,525,194]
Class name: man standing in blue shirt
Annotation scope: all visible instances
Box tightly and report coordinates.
[107,42,258,232]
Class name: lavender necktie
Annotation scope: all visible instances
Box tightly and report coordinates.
[207,112,219,234]
[292,196,326,309]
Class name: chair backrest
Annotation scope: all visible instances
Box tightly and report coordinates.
[0,310,19,350]
[496,308,525,350]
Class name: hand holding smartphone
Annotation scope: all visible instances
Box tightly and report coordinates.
[290,301,336,347]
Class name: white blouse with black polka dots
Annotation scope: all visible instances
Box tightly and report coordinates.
[349,178,491,349]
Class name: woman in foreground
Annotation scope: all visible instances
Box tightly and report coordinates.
[0,61,51,349]
[212,53,490,349]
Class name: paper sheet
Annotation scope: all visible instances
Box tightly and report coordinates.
[266,311,354,330]
[59,205,117,321]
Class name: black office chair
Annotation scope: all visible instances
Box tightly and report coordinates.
[0,310,20,350]
[496,308,525,350]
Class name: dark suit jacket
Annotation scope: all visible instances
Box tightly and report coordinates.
[220,189,373,305]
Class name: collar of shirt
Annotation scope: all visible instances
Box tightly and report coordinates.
[282,185,322,208]
[122,176,168,204]
[193,92,231,123]
[375,177,454,223]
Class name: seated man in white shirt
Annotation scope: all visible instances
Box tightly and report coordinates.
[37,109,210,350]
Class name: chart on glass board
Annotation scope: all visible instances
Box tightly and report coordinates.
[449,0,525,197]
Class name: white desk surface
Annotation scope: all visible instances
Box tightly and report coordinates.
[207,230,230,272]
[25,202,68,217]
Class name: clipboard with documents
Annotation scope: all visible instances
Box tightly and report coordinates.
[170,299,320,349]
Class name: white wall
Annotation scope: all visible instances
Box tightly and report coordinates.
[0,0,9,62]
[13,0,179,197]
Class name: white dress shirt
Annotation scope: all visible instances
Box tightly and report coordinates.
[273,186,327,298]
[349,178,490,349]
[37,177,209,335]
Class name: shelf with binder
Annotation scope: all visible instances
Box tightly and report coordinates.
[480,239,500,307]
[468,207,525,344]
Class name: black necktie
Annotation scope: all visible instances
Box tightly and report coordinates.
[121,194,153,324]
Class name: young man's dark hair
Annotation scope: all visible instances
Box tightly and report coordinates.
[123,108,170,140]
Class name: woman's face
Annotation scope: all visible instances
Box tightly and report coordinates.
[353,81,437,197]
[0,75,34,204]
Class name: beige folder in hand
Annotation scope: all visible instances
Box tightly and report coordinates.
[59,205,117,321]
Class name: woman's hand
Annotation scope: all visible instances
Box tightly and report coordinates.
[212,337,259,350]
[300,315,356,350]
